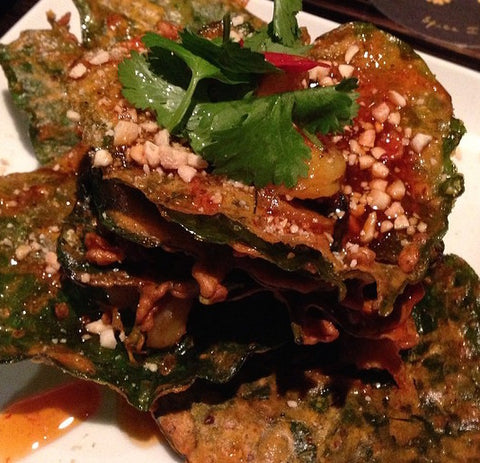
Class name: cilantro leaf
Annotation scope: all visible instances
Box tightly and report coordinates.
[142,32,227,131]
[131,32,279,132]
[186,82,358,188]
[293,79,359,134]
[270,0,303,47]
[243,27,311,54]
[118,51,185,128]
[143,32,231,84]
[244,0,308,53]
[187,94,310,188]
[179,29,279,80]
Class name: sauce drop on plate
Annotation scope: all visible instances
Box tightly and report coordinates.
[115,395,164,447]
[0,380,101,462]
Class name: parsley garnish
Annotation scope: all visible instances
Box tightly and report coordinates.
[118,0,358,188]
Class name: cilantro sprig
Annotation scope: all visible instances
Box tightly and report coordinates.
[271,0,303,46]
[187,81,358,188]
[119,50,186,130]
[120,29,277,132]
[243,0,309,54]
[188,93,309,187]
[118,0,359,188]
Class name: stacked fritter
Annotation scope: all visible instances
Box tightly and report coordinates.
[1,0,479,461]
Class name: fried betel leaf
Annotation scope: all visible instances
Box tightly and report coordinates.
[156,255,480,462]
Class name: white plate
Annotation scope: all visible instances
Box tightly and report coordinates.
[1,0,480,461]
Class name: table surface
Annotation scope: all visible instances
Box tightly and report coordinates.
[1,0,479,70]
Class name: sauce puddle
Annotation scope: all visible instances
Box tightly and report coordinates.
[115,395,164,447]
[0,380,101,462]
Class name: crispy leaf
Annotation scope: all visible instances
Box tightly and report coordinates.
[0,26,83,164]
[156,255,480,462]
[73,0,258,48]
[0,172,293,410]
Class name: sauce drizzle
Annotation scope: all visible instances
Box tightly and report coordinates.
[0,380,101,462]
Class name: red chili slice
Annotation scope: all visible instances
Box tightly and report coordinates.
[263,51,324,73]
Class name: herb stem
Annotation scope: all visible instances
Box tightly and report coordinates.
[168,75,200,133]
